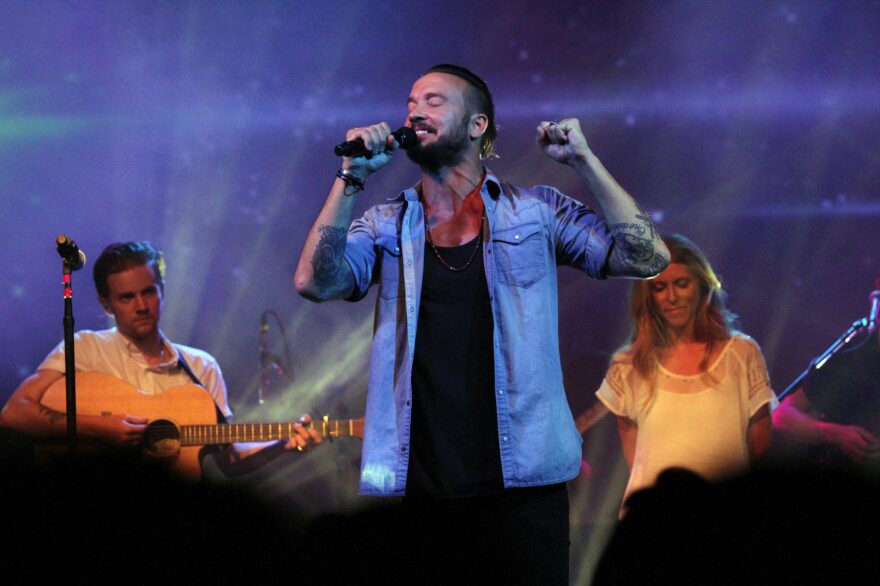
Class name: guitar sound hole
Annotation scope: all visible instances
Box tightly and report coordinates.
[143,419,181,459]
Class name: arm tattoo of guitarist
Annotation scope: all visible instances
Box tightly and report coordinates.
[310,224,355,298]
[608,202,668,277]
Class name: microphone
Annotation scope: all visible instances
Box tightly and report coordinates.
[259,312,274,370]
[868,278,880,334]
[258,311,293,400]
[56,234,86,271]
[260,350,290,375]
[334,127,417,158]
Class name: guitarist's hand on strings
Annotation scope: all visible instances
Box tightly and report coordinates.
[81,413,148,446]
[827,423,880,462]
[284,414,323,452]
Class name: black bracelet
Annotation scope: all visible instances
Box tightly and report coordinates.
[336,168,366,192]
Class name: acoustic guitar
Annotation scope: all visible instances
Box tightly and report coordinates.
[41,372,364,478]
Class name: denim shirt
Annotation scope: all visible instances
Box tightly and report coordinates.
[344,170,613,496]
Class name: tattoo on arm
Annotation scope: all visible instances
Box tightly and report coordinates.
[610,203,658,241]
[310,225,352,296]
[608,205,668,277]
[633,200,658,240]
[38,404,66,426]
[609,233,668,277]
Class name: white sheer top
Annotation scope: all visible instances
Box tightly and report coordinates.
[596,334,776,509]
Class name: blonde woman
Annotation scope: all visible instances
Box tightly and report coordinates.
[597,234,775,513]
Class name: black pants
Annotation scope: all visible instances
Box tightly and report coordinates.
[395,483,570,584]
[302,483,569,585]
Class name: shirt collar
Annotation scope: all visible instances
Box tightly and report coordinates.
[114,327,180,370]
[390,167,502,206]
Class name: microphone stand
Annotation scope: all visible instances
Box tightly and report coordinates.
[62,260,78,454]
[259,313,270,405]
[777,317,871,401]
[258,310,293,404]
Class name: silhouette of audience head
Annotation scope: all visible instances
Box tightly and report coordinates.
[594,465,880,584]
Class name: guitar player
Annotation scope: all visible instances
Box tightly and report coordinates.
[0,241,322,470]
[773,286,880,471]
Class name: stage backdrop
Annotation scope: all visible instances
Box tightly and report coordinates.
[2,1,879,582]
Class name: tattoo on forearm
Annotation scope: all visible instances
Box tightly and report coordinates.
[611,222,648,237]
[633,200,658,240]
[616,233,655,261]
[311,224,349,295]
[38,404,66,426]
[611,203,657,236]
[642,252,670,275]
[610,205,668,277]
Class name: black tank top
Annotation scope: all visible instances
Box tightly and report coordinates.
[407,235,503,497]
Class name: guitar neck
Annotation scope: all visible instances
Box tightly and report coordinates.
[179,418,363,446]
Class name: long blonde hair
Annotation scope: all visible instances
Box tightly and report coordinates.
[626,234,736,382]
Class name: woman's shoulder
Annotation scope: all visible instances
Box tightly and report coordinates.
[599,348,641,401]
[723,331,765,362]
[609,347,635,367]
[604,348,642,391]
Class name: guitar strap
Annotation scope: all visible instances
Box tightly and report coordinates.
[176,348,227,424]
[175,350,203,386]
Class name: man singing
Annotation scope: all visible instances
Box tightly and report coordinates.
[295,64,668,582]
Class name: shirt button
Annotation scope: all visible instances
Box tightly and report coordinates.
[395,246,400,253]
[409,306,414,313]
[498,390,504,396]
[401,446,407,452]
[514,233,520,240]
[502,436,509,442]
[407,260,412,266]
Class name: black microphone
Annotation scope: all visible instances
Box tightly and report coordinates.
[260,350,287,371]
[868,278,880,334]
[259,310,293,385]
[56,234,86,271]
[258,311,270,403]
[259,312,271,371]
[334,127,417,158]
[260,348,292,381]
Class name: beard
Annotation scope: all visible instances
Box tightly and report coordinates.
[406,116,473,172]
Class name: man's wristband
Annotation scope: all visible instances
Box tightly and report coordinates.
[336,168,366,193]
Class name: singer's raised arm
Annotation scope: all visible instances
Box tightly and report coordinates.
[536,118,669,278]
[294,122,399,302]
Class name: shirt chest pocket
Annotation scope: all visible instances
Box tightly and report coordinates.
[375,236,403,299]
[492,222,547,288]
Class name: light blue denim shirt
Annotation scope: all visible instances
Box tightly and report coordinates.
[344,170,613,496]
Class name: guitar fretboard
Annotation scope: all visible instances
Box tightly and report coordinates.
[179,419,363,446]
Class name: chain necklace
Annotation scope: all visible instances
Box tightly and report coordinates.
[424,206,485,272]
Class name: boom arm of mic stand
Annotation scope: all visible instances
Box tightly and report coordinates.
[776,318,869,401]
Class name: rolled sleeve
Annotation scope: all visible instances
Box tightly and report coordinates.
[543,186,613,279]
[343,213,379,302]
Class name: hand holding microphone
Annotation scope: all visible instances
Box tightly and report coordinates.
[335,125,416,158]
[333,123,417,185]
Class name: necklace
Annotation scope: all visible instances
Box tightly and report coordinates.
[424,206,485,272]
